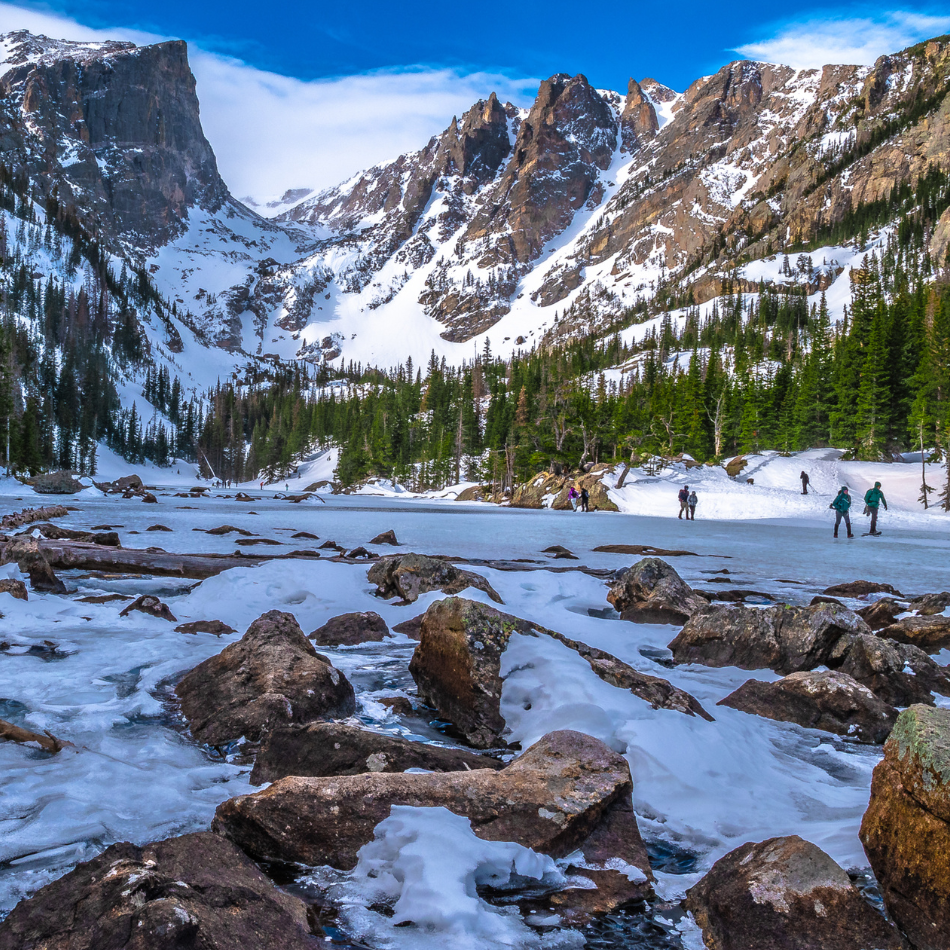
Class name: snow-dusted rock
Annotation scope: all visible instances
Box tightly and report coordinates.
[685,835,902,950]
[175,610,355,746]
[368,553,503,605]
[607,557,708,624]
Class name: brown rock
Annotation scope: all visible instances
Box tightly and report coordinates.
[391,614,425,639]
[607,557,708,624]
[718,670,897,743]
[369,529,400,545]
[27,470,83,494]
[205,524,253,536]
[309,611,390,646]
[344,545,375,559]
[114,474,144,492]
[141,492,157,504]
[0,535,67,594]
[685,835,902,950]
[146,524,172,531]
[249,721,503,784]
[213,729,652,915]
[861,705,950,950]
[856,597,904,630]
[823,580,902,597]
[409,597,711,748]
[176,610,355,746]
[119,594,177,622]
[910,591,950,615]
[175,620,236,636]
[879,614,950,653]
[77,593,131,604]
[291,531,319,540]
[668,602,870,674]
[0,832,319,949]
[368,552,503,605]
[0,579,28,601]
[594,544,699,557]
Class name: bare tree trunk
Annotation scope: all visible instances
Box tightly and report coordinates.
[920,419,929,509]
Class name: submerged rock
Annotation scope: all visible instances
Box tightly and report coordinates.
[607,557,707,624]
[309,611,390,646]
[249,721,503,784]
[0,832,319,949]
[861,704,950,950]
[822,579,902,597]
[685,835,902,950]
[214,729,652,918]
[368,552,503,605]
[718,670,897,743]
[176,610,355,746]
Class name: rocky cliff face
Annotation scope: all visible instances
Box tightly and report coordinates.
[0,31,230,251]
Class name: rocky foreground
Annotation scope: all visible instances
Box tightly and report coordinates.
[1,505,950,948]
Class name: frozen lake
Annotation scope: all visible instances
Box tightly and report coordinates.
[1,486,948,938]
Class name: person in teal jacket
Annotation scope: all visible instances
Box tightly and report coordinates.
[864,481,887,535]
[831,486,854,539]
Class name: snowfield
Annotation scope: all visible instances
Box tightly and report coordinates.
[0,449,947,946]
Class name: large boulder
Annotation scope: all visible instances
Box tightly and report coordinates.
[175,610,356,746]
[0,832,319,949]
[309,611,390,646]
[861,705,950,950]
[368,553,503,605]
[607,557,707,624]
[249,721,503,785]
[685,835,902,950]
[214,730,653,917]
[823,580,902,598]
[832,633,950,708]
[856,598,904,630]
[409,596,711,748]
[668,602,869,674]
[0,536,66,594]
[909,591,950,615]
[879,614,950,653]
[26,470,83,494]
[718,671,897,744]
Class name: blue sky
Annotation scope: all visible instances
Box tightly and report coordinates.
[1,2,948,200]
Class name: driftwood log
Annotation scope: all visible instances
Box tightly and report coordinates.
[0,718,67,754]
[1,505,70,530]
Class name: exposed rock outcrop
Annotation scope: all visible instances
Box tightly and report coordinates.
[368,553,503,605]
[0,832,319,949]
[119,594,177,622]
[26,470,83,494]
[685,835,902,950]
[719,670,897,744]
[0,535,66,593]
[607,557,708,624]
[175,610,356,746]
[309,611,390,646]
[861,705,950,950]
[249,721,503,785]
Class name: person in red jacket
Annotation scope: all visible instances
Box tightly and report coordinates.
[678,485,689,519]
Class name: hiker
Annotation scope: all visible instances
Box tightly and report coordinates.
[864,481,888,535]
[678,485,690,519]
[260,480,264,491]
[688,489,698,520]
[568,485,579,511]
[800,471,809,495]
[830,486,854,539]
[580,487,590,512]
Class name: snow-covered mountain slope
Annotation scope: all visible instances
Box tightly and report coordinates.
[3,28,949,380]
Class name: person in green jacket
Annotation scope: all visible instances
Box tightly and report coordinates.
[864,481,887,535]
[831,486,854,539]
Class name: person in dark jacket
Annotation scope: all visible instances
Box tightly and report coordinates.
[678,485,689,519]
[800,471,810,494]
[830,486,854,538]
[864,482,887,535]
[580,487,590,512]
[687,490,697,520]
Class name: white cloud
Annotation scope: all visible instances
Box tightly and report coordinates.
[0,2,538,205]
[736,10,950,69]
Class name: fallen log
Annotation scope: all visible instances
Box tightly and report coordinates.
[0,718,68,754]
[1,505,70,530]
[9,539,270,580]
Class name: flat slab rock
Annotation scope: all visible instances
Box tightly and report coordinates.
[175,619,236,636]
[879,613,950,653]
[822,579,902,597]
[176,610,355,746]
[214,729,653,913]
[310,611,390,646]
[249,721,503,785]
[0,831,320,950]
[719,670,897,744]
[861,705,950,950]
[368,552,503,605]
[685,835,902,950]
